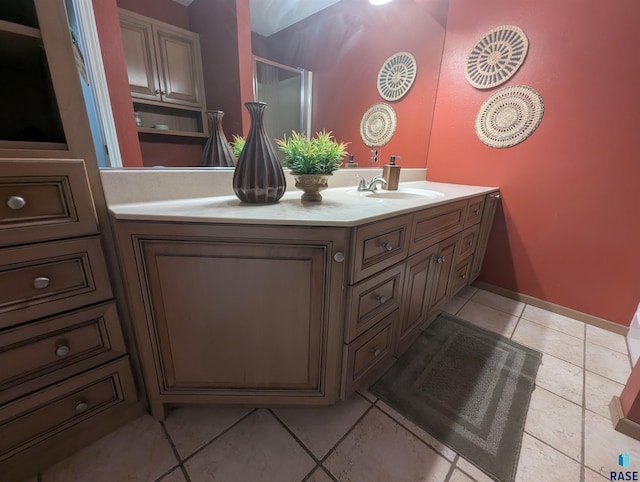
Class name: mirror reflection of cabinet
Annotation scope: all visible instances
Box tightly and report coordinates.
[118,8,207,138]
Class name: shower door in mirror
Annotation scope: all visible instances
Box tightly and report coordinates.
[253,56,311,158]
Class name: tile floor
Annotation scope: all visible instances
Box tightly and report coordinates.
[33,287,640,482]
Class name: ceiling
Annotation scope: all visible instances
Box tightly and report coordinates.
[171,0,342,36]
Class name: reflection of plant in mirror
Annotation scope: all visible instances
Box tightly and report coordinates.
[276,130,349,174]
[230,135,245,159]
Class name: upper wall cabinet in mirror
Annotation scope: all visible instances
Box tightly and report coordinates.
[119,8,209,140]
[92,0,449,169]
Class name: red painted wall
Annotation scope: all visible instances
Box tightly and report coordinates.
[427,0,640,326]
[262,0,447,168]
[92,0,143,167]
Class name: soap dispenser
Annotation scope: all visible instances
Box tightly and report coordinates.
[344,154,358,168]
[382,155,401,190]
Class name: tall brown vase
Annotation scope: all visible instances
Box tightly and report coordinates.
[232,102,286,203]
[200,110,236,167]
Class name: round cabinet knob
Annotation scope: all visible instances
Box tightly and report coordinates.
[370,348,381,357]
[333,251,345,263]
[467,240,473,247]
[374,294,387,305]
[154,89,161,94]
[7,195,26,210]
[161,90,167,95]
[474,209,481,215]
[33,277,50,289]
[493,193,501,200]
[434,255,445,264]
[75,401,89,414]
[382,242,393,251]
[55,344,71,357]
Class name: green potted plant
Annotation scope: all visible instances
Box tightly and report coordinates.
[276,130,349,202]
[230,134,246,159]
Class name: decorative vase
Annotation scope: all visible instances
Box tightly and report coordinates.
[200,111,236,167]
[233,102,286,203]
[293,174,331,202]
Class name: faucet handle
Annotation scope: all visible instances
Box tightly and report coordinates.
[356,174,367,188]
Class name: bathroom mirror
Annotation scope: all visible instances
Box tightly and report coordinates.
[82,0,448,169]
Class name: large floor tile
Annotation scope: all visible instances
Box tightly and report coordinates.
[585,371,624,418]
[585,468,609,481]
[535,353,583,405]
[521,305,585,339]
[442,295,468,316]
[458,285,478,299]
[163,405,252,459]
[512,319,584,366]
[456,300,519,337]
[307,466,334,482]
[184,409,315,482]
[524,388,582,461]
[273,395,370,459]
[42,415,178,482]
[159,468,187,482]
[515,433,581,482]
[585,342,632,384]
[587,325,629,354]
[377,401,457,461]
[454,458,494,482]
[470,289,525,316]
[449,469,475,482]
[324,407,451,482]
[584,410,640,478]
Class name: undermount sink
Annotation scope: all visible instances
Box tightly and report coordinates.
[347,188,445,200]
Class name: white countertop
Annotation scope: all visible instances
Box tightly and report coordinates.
[108,181,499,227]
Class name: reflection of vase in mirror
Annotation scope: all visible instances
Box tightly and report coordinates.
[200,111,236,167]
[233,102,286,203]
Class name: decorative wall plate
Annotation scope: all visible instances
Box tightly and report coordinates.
[465,25,528,89]
[475,85,544,148]
[360,103,397,147]
[377,52,417,101]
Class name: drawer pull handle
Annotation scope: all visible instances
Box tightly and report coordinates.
[75,401,89,414]
[33,277,50,289]
[55,344,71,357]
[370,348,381,357]
[374,294,387,305]
[333,251,345,263]
[7,195,26,210]
[382,241,393,251]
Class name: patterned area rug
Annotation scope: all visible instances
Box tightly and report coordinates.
[370,313,541,482]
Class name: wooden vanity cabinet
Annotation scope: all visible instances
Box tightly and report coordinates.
[0,2,143,479]
[114,222,348,420]
[470,192,501,281]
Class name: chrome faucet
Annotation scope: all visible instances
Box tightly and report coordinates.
[357,174,387,192]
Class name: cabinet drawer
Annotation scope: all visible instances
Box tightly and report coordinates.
[458,224,480,261]
[0,237,112,329]
[0,357,137,460]
[0,160,98,248]
[0,302,126,403]
[464,195,485,228]
[351,214,411,283]
[410,200,467,255]
[341,310,397,398]
[449,255,473,296]
[345,264,404,343]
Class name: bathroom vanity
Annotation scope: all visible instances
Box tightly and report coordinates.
[109,182,500,420]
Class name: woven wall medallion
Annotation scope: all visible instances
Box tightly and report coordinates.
[475,85,544,148]
[465,25,528,89]
[360,102,397,147]
[377,52,417,101]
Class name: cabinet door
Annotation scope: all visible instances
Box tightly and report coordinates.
[470,192,500,281]
[119,11,161,101]
[396,244,439,355]
[430,234,461,312]
[123,226,346,409]
[153,25,204,108]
